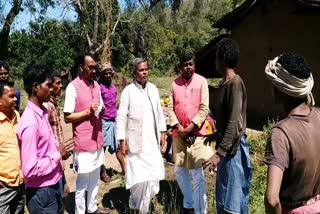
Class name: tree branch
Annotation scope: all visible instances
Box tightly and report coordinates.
[0,0,22,59]
[138,0,147,9]
[110,12,121,36]
[90,43,104,54]
[1,0,22,34]
[86,33,93,49]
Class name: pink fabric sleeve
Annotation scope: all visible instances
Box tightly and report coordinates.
[19,125,62,179]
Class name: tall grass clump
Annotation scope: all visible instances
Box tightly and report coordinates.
[248,120,275,213]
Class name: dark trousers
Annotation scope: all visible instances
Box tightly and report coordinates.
[0,184,25,214]
[26,179,63,214]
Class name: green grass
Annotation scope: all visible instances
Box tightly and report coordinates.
[149,75,176,98]
[247,121,274,213]
[207,78,222,88]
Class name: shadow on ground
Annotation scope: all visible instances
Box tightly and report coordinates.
[156,180,183,213]
[101,180,183,214]
[102,186,130,213]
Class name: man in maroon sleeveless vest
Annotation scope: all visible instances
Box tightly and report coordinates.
[64,55,110,214]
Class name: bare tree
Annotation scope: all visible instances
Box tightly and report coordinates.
[71,0,122,64]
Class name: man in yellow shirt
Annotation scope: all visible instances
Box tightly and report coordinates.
[0,81,24,213]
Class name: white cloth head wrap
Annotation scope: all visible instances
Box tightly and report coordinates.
[265,56,315,106]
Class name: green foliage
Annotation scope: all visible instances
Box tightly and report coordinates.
[6,0,243,78]
[4,0,248,78]
[111,0,234,76]
[208,78,222,87]
[8,20,78,79]
[148,75,175,97]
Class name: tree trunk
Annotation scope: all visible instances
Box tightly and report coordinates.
[73,0,86,54]
[0,0,22,59]
[92,0,99,44]
[100,0,113,64]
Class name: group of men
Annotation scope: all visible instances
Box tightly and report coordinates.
[0,56,116,214]
[1,37,320,214]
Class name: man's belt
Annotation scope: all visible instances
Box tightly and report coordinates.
[104,118,115,122]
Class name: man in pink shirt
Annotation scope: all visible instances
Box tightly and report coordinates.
[18,64,72,214]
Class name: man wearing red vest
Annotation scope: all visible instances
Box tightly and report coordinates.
[64,55,110,214]
[168,52,213,214]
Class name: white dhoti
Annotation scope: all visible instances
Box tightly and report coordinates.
[129,180,160,214]
[126,147,164,214]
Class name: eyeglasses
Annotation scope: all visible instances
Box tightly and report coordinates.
[84,65,98,71]
[0,72,9,76]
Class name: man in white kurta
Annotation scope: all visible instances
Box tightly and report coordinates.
[116,58,166,214]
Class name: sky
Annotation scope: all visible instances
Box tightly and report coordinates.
[1,1,78,31]
[1,0,127,31]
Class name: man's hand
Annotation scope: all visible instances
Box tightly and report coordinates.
[202,153,221,172]
[90,103,99,115]
[203,132,220,146]
[160,132,166,153]
[59,138,74,160]
[178,123,195,138]
[99,105,105,118]
[120,140,128,156]
[177,124,188,137]
[64,183,70,197]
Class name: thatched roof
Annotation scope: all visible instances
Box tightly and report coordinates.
[195,0,320,78]
[214,0,320,30]
[214,0,259,30]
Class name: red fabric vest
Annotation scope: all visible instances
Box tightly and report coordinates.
[172,73,207,137]
[72,77,103,152]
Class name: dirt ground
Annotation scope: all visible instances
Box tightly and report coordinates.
[62,120,122,193]
[62,118,252,213]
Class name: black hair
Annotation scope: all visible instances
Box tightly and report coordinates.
[277,53,311,79]
[50,70,61,82]
[77,54,95,67]
[215,38,240,69]
[0,81,14,97]
[0,60,9,72]
[179,52,195,64]
[23,64,53,97]
[70,54,95,80]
